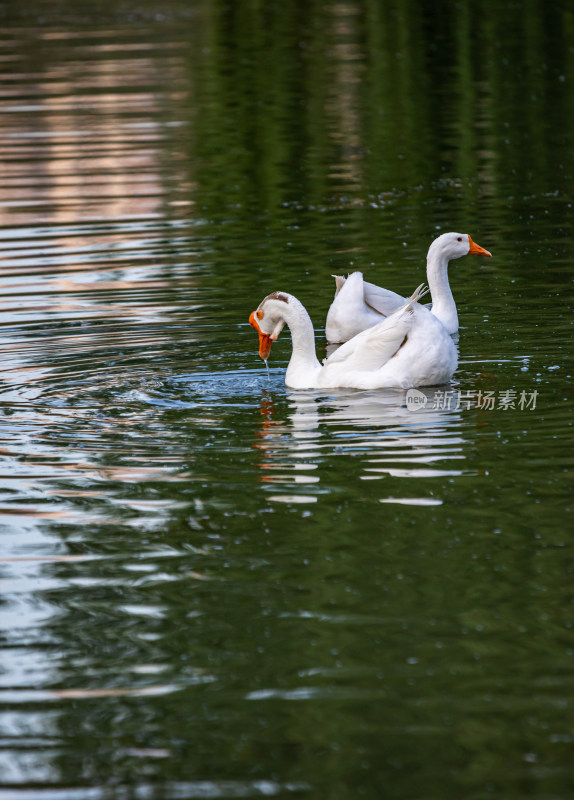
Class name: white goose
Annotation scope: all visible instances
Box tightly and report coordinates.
[249,281,457,390]
[325,232,491,343]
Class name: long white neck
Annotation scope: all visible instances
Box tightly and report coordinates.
[280,296,322,389]
[426,244,458,334]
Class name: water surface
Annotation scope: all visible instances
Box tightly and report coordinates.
[1,2,573,798]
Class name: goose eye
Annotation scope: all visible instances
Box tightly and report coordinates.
[256,310,264,320]
[457,237,462,242]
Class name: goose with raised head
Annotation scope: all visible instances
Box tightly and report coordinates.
[249,279,457,390]
[325,232,491,343]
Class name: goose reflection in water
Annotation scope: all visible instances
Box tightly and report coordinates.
[253,387,470,506]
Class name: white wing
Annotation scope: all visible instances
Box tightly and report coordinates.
[323,308,412,375]
[325,272,382,344]
[362,280,405,317]
[323,284,429,375]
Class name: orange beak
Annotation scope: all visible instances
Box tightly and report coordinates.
[249,311,273,360]
[468,235,492,257]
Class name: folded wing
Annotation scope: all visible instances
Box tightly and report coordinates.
[323,285,428,375]
[362,280,405,317]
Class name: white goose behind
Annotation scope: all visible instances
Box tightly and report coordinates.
[325,231,492,343]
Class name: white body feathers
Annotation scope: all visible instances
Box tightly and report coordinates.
[252,280,458,390]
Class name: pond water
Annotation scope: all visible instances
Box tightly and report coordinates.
[1,1,573,798]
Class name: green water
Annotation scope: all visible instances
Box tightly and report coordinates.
[1,1,573,798]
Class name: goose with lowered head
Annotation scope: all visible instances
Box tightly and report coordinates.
[325,231,491,343]
[249,279,457,390]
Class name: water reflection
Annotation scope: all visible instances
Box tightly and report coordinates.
[255,387,469,505]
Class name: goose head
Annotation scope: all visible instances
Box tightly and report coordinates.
[249,292,289,359]
[429,231,492,262]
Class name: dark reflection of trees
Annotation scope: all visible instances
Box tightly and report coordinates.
[185,0,574,225]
